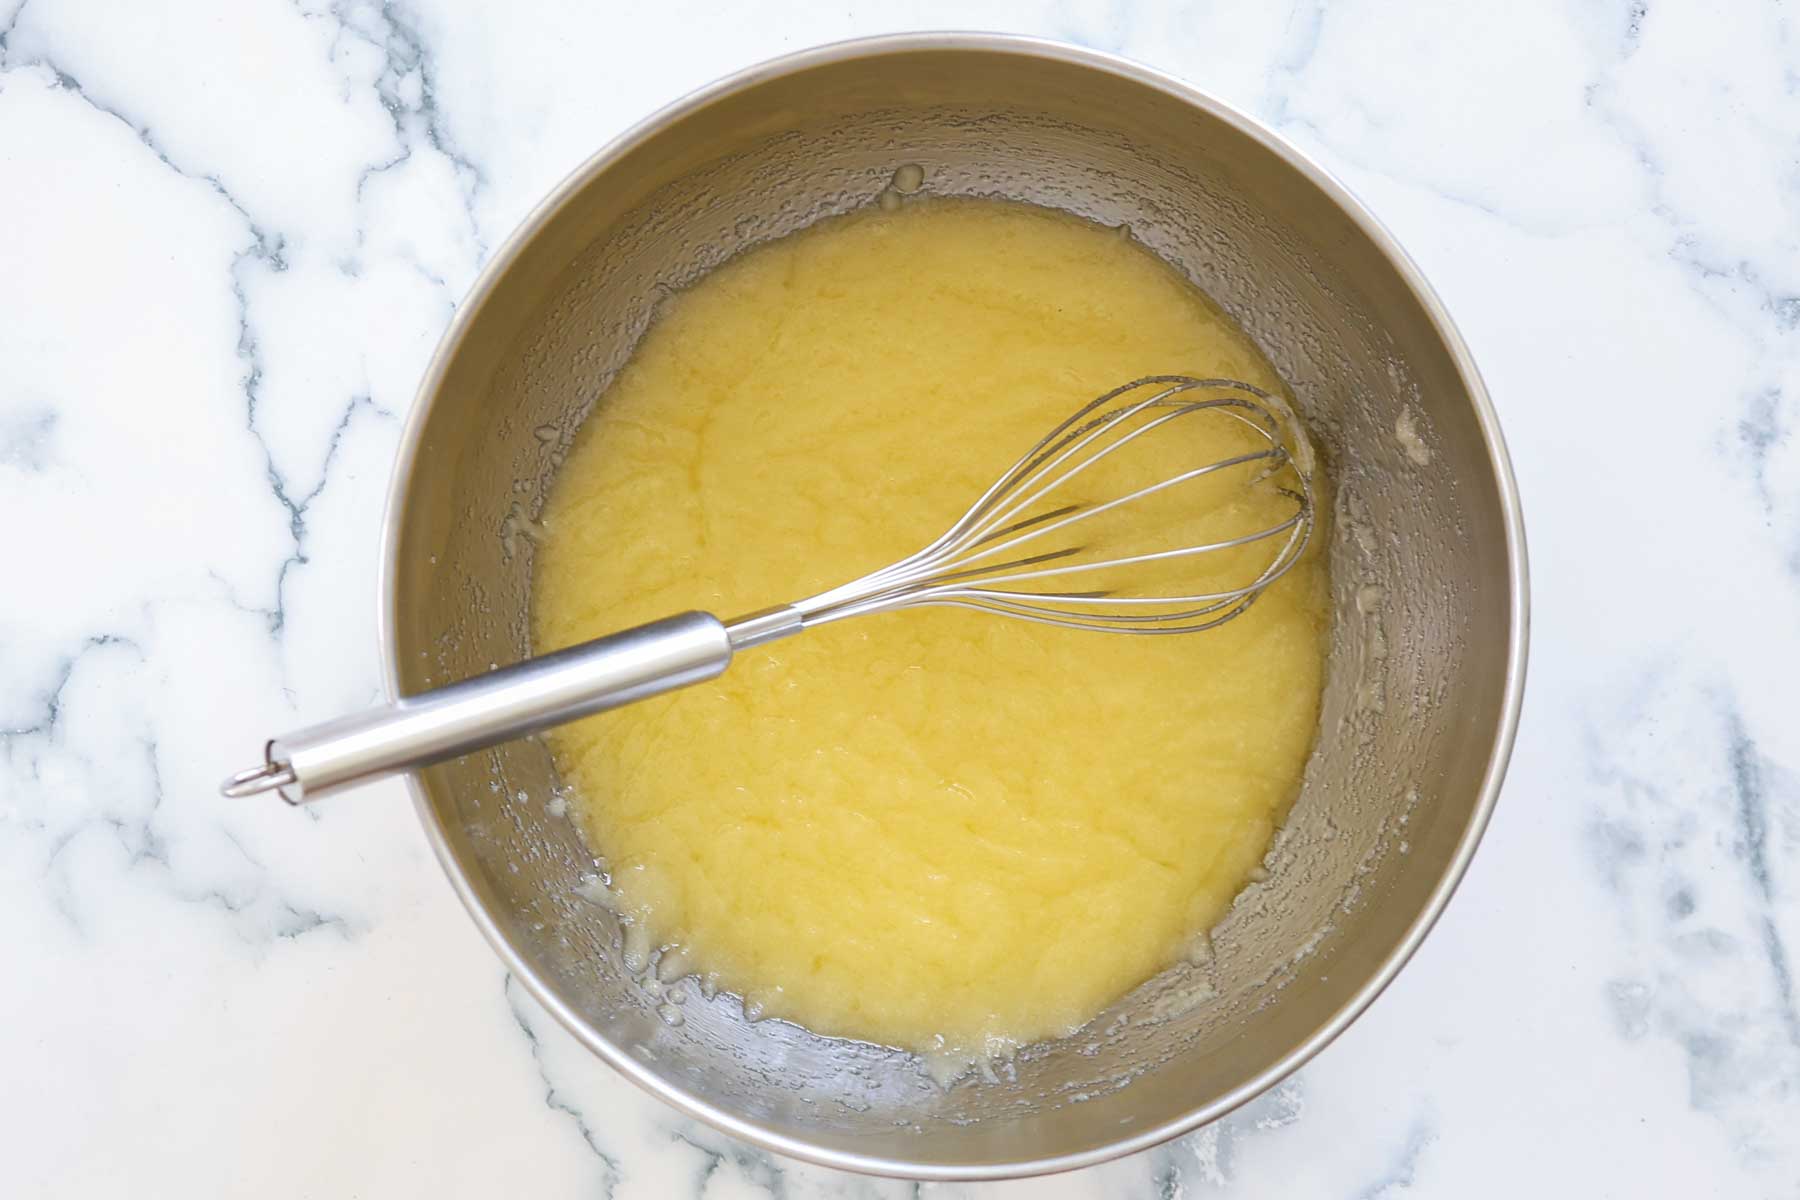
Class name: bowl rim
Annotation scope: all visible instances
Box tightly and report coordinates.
[378,31,1530,1182]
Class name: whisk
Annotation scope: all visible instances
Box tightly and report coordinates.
[222,376,1314,803]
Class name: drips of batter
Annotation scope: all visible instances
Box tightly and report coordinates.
[532,199,1329,1060]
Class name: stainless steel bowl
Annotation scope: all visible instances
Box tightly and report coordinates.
[380,33,1527,1179]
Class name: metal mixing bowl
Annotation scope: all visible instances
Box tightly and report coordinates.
[379,34,1527,1179]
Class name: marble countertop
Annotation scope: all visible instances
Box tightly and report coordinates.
[4,1,1797,1195]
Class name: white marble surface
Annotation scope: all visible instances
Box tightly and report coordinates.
[3,0,1797,1194]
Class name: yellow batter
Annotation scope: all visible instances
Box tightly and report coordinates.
[533,199,1329,1059]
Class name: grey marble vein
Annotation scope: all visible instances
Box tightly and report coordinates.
[315,0,489,255]
[671,1128,790,1200]
[1727,711,1800,1047]
[1586,682,1800,1174]
[503,974,625,1196]
[1350,1119,1433,1200]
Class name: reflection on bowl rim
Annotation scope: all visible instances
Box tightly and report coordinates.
[377,31,1530,1181]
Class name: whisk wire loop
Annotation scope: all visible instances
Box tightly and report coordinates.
[792,376,1314,635]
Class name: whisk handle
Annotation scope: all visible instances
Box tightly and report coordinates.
[220,612,733,804]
